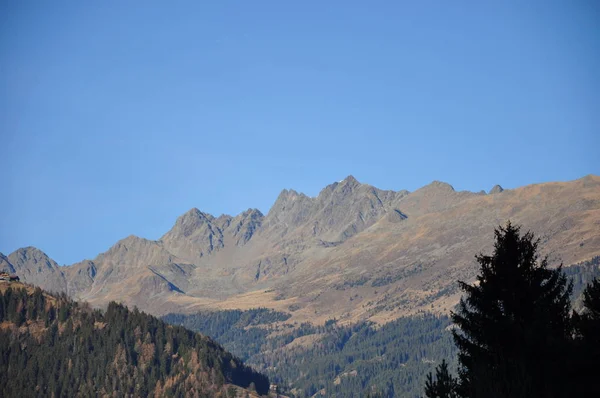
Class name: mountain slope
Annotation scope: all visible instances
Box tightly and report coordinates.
[5,174,600,323]
[0,282,270,397]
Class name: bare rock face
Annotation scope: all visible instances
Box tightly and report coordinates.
[161,209,226,262]
[230,209,264,246]
[489,185,504,194]
[65,260,97,297]
[264,189,315,233]
[7,175,600,322]
[262,176,409,244]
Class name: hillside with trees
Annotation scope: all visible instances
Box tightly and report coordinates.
[1,223,597,397]
[164,229,599,397]
[0,283,270,397]
[164,309,456,397]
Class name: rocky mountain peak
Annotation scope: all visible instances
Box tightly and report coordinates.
[160,208,226,261]
[242,208,264,218]
[98,235,159,262]
[111,235,149,249]
[340,175,360,187]
[9,246,55,266]
[273,189,307,204]
[267,188,314,227]
[425,180,455,192]
[318,176,361,197]
[179,207,214,224]
[333,175,361,197]
[162,208,216,240]
[7,247,67,293]
[231,208,264,245]
[489,185,504,194]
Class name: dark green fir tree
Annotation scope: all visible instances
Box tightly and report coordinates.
[424,359,458,398]
[451,222,573,398]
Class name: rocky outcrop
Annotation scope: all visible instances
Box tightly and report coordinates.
[231,209,264,246]
[489,184,504,194]
[65,260,97,297]
[261,176,409,243]
[160,209,226,262]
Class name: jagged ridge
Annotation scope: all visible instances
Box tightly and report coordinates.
[3,174,599,324]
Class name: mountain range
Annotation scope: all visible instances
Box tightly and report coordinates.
[2,175,599,324]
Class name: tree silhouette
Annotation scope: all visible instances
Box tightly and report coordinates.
[580,278,600,330]
[424,359,458,398]
[572,278,600,397]
[451,222,572,398]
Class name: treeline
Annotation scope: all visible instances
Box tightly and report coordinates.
[164,308,291,362]
[0,286,270,397]
[164,309,456,397]
[261,314,456,397]
[424,223,600,398]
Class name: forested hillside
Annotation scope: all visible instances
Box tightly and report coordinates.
[163,256,600,397]
[164,310,455,397]
[0,283,270,397]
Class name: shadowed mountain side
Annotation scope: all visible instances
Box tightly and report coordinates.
[0,253,15,274]
[7,175,600,322]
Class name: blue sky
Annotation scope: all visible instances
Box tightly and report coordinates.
[1,1,598,264]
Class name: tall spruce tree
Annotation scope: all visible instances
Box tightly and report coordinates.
[424,359,458,398]
[451,222,572,398]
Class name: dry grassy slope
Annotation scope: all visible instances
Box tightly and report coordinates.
[264,175,600,324]
[3,175,599,325]
[169,174,600,325]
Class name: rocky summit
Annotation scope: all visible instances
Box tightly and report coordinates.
[2,174,599,324]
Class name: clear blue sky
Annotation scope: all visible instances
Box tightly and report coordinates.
[1,1,598,264]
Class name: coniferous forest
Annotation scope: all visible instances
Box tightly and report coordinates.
[165,310,456,397]
[0,286,269,397]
